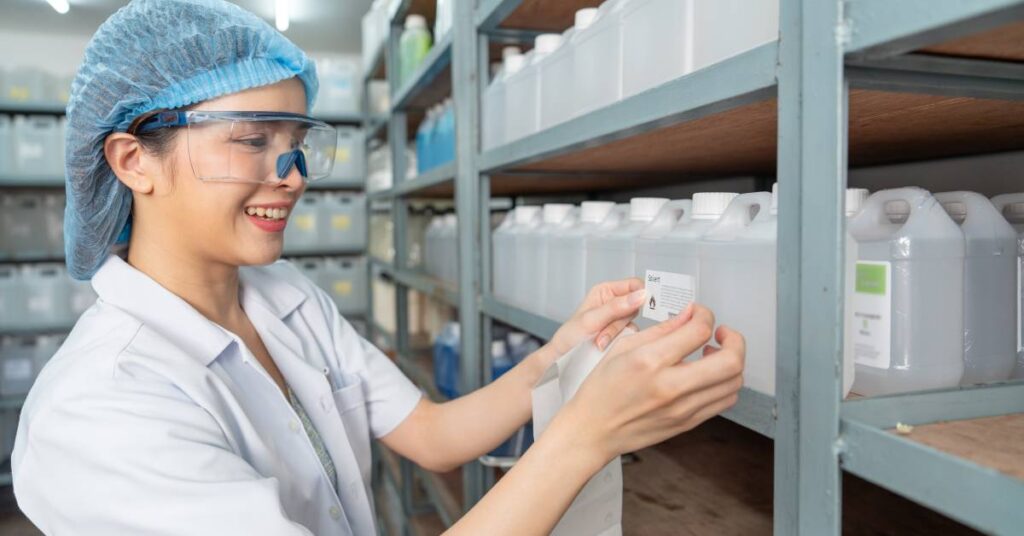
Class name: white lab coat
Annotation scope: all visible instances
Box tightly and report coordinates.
[12,254,422,535]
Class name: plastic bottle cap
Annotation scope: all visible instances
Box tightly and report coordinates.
[575,8,599,30]
[629,198,670,222]
[491,340,507,357]
[692,192,739,219]
[405,14,427,30]
[514,206,540,224]
[771,183,779,215]
[542,203,574,224]
[533,33,563,55]
[504,54,526,76]
[845,188,869,217]
[444,214,457,225]
[507,332,529,346]
[502,46,522,61]
[580,201,615,223]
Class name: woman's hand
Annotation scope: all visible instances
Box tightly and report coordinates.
[551,303,745,464]
[547,278,647,358]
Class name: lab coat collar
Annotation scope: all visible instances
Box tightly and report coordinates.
[91,255,307,367]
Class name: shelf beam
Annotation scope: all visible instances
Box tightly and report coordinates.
[842,381,1024,429]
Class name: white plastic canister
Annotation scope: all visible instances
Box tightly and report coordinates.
[990,193,1024,379]
[544,201,618,322]
[585,197,668,291]
[632,199,693,328]
[519,204,576,315]
[494,206,540,305]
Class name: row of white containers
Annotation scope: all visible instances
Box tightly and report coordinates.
[0,117,365,185]
[0,192,65,259]
[0,263,95,332]
[282,192,368,254]
[291,256,369,315]
[1,66,73,106]
[483,0,779,149]
[493,190,1024,398]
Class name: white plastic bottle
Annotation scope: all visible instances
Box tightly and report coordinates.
[519,204,576,315]
[848,188,965,396]
[544,201,618,322]
[991,193,1024,379]
[482,48,523,151]
[698,192,776,394]
[439,214,458,285]
[585,197,668,291]
[504,33,562,143]
[493,206,540,304]
[572,0,628,118]
[935,191,1017,385]
[632,199,693,328]
[540,8,599,130]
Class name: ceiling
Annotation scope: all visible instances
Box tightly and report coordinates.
[0,0,372,54]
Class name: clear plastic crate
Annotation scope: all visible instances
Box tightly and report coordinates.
[0,193,47,259]
[319,193,367,252]
[321,257,368,314]
[13,115,63,178]
[283,193,323,254]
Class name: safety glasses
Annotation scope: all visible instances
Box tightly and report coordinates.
[132,111,338,184]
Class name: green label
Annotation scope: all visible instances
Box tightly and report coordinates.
[856,262,888,295]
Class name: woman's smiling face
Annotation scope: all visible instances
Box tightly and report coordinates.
[129,78,310,269]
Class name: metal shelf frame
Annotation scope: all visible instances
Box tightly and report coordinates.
[367,0,1024,533]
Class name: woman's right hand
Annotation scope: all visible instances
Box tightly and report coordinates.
[552,303,745,464]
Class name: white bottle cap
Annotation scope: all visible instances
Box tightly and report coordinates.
[771,183,778,215]
[405,14,427,30]
[504,53,526,76]
[575,8,599,30]
[533,33,563,56]
[692,192,738,220]
[514,206,540,224]
[542,203,574,224]
[502,46,522,61]
[491,340,508,358]
[845,188,869,217]
[444,213,457,225]
[507,332,529,346]
[580,201,615,223]
[629,198,670,222]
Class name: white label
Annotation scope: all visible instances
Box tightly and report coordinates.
[852,261,892,369]
[642,270,695,322]
[3,357,33,381]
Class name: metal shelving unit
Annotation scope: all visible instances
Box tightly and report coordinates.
[369,0,1024,533]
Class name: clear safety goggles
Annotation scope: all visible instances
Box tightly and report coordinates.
[132,111,338,184]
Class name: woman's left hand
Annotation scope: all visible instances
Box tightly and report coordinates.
[546,278,647,359]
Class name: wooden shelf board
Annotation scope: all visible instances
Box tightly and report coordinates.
[890,413,1024,481]
[919,20,1024,62]
[496,0,602,33]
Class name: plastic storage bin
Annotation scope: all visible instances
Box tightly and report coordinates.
[319,193,367,252]
[935,191,1017,385]
[13,115,63,178]
[284,193,323,254]
[321,257,369,314]
[849,188,966,396]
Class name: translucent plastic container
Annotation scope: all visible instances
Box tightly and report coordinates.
[321,257,369,314]
[319,193,367,252]
[0,115,12,182]
[621,0,693,98]
[0,336,38,397]
[22,263,68,330]
[990,193,1024,379]
[632,192,737,319]
[399,15,432,86]
[482,49,524,151]
[691,0,779,72]
[849,188,965,396]
[540,9,599,130]
[519,204,576,316]
[311,56,361,117]
[437,214,459,284]
[0,193,47,259]
[585,197,669,291]
[493,206,540,304]
[322,127,364,183]
[424,215,445,278]
[42,193,65,258]
[13,115,62,178]
[0,266,22,331]
[935,192,1017,385]
[632,199,693,328]
[505,34,562,143]
[572,0,627,118]
[284,193,322,254]
[544,201,618,322]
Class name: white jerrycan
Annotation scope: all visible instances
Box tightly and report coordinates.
[544,201,617,322]
[633,199,692,329]
[990,193,1024,379]
[584,197,668,291]
[848,188,965,396]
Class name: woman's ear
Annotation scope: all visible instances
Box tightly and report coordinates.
[104,133,155,194]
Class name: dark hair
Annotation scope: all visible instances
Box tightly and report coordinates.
[126,108,185,157]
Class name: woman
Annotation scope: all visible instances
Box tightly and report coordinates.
[12,1,745,534]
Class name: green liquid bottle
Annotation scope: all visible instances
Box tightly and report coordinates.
[399,14,432,87]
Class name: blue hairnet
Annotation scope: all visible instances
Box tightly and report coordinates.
[64,0,319,280]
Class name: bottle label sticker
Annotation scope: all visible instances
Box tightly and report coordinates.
[642,270,695,323]
[852,261,892,369]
